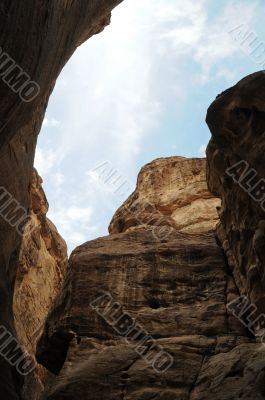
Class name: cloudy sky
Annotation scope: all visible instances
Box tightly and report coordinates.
[35,0,265,253]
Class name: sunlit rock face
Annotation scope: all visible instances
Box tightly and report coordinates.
[14,169,67,399]
[109,157,220,235]
[206,71,265,318]
[36,155,265,400]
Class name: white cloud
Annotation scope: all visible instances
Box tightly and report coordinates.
[151,0,259,84]
[48,205,98,252]
[199,144,207,156]
[64,205,92,221]
[191,2,257,83]
[52,172,65,188]
[43,117,62,128]
[34,147,58,176]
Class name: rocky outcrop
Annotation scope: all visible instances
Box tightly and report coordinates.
[0,2,123,398]
[109,157,220,235]
[13,169,67,399]
[37,156,265,399]
[206,72,265,320]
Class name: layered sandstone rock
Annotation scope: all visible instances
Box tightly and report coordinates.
[0,2,123,398]
[109,157,220,235]
[36,157,265,399]
[206,71,265,321]
[14,169,67,355]
[13,169,67,399]
[38,227,256,400]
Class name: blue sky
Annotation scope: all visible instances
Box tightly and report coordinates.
[35,0,265,253]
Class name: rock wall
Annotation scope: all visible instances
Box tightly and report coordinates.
[13,169,67,399]
[14,169,67,356]
[206,72,265,321]
[37,156,265,400]
[0,2,123,398]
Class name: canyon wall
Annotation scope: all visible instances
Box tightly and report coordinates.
[206,71,265,325]
[0,1,123,398]
[37,156,265,400]
[1,1,265,398]
[14,169,67,399]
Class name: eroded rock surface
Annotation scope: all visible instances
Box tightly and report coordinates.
[206,71,265,319]
[109,157,220,234]
[13,169,67,399]
[37,156,265,399]
[38,227,256,400]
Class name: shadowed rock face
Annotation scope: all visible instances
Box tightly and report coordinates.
[37,156,265,400]
[14,169,67,356]
[14,169,67,399]
[206,72,265,318]
[0,1,123,398]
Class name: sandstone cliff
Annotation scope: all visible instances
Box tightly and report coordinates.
[109,157,220,234]
[13,169,67,399]
[36,156,265,400]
